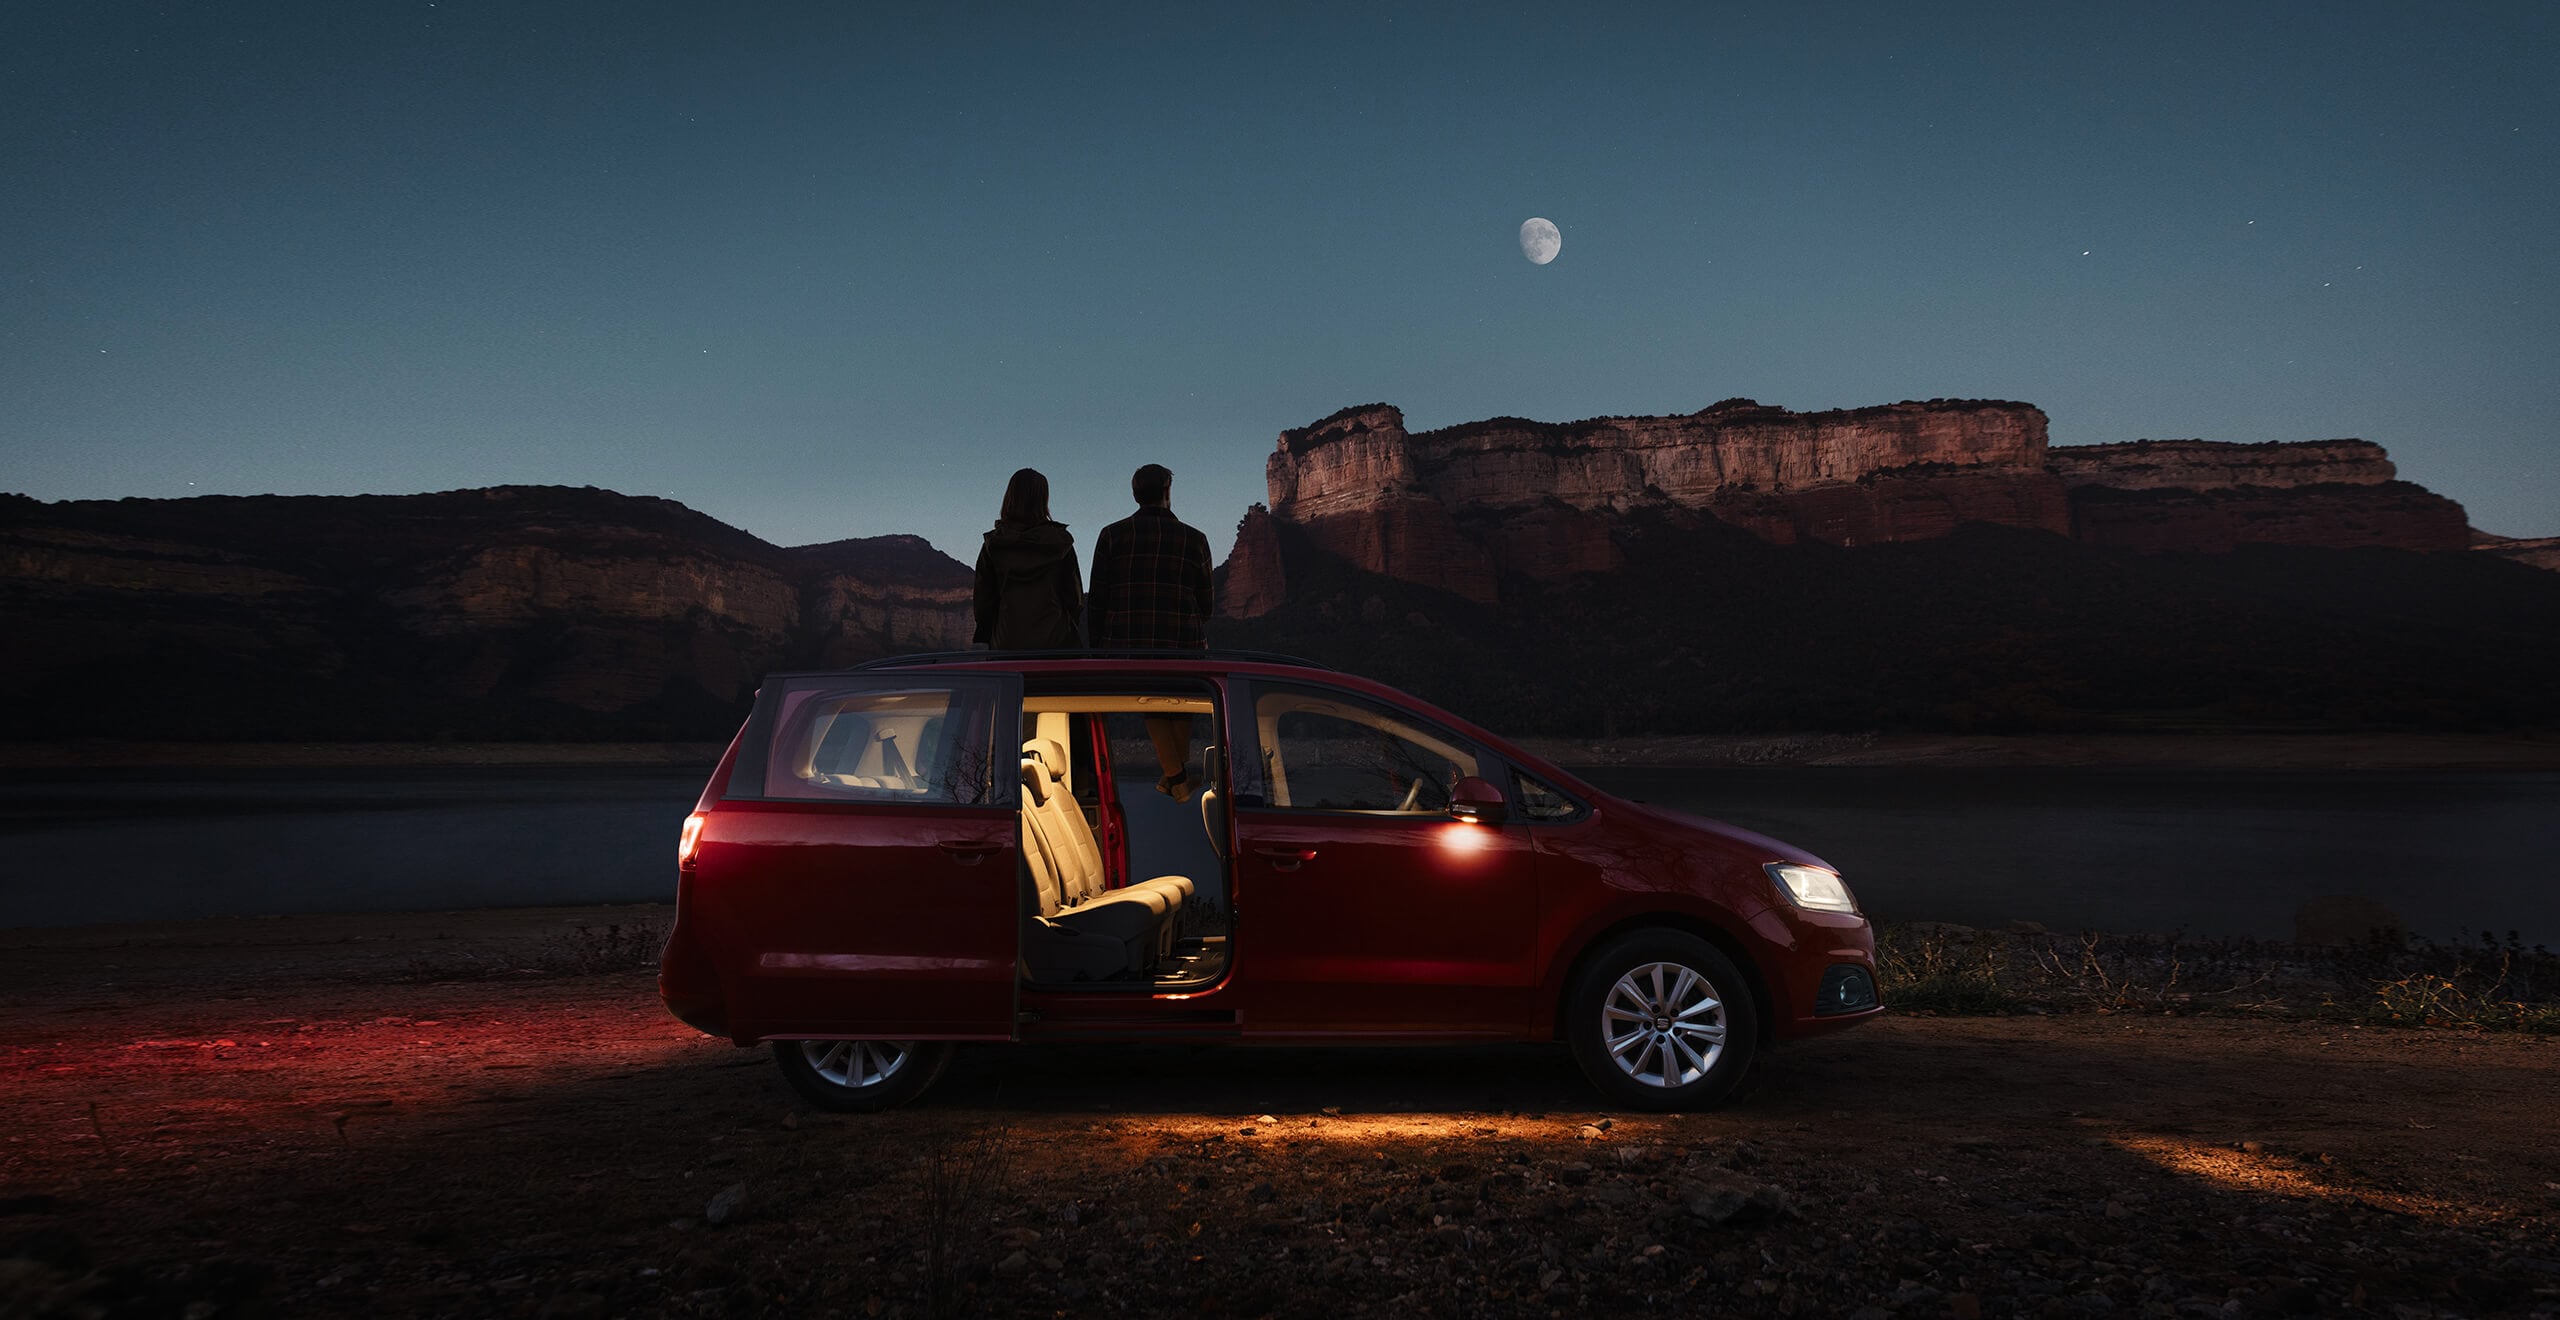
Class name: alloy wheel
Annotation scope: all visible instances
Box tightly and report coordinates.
[799,1039,911,1090]
[1601,960,1727,1087]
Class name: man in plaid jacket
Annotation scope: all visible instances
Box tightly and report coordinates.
[1087,463,1213,651]
[1088,463,1214,796]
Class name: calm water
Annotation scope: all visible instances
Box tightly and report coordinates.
[1583,767,2560,948]
[2,764,2554,944]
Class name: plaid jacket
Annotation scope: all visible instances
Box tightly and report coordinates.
[1086,506,1213,650]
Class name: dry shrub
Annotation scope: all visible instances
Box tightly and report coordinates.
[1873,923,2558,1032]
[920,1120,1013,1320]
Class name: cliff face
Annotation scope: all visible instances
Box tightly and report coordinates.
[1226,400,2480,617]
[1217,506,1290,618]
[2474,534,2560,574]
[789,535,976,667]
[1240,399,2071,612]
[2047,439,2400,491]
[2050,439,2470,553]
[1219,412,2557,737]
[2065,482,2472,554]
[0,488,972,739]
[1272,398,2053,514]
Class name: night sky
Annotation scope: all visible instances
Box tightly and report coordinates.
[4,3,2553,560]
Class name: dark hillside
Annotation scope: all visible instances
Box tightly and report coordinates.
[1214,514,2560,736]
[0,488,972,742]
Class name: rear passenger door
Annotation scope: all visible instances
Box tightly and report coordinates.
[703,672,1023,1041]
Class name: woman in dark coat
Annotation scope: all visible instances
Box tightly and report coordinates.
[973,468,1084,650]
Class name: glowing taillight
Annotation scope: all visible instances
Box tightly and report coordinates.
[677,813,707,870]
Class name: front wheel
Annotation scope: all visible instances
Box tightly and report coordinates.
[772,1039,955,1113]
[1566,931,1759,1110]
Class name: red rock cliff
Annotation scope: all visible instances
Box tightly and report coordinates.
[2470,533,2560,574]
[1232,398,2070,614]
[2048,439,2399,491]
[1271,398,2057,517]
[2053,439,2469,553]
[1226,401,2480,617]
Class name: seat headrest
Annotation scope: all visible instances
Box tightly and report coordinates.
[1023,738,1072,776]
[1018,759,1047,806]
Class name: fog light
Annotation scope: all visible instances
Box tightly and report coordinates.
[1815,965,1877,1015]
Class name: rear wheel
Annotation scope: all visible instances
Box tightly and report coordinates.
[1566,930,1759,1110]
[772,1039,955,1112]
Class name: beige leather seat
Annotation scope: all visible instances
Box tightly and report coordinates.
[1018,760,1162,981]
[1021,739,1195,910]
[807,728,922,792]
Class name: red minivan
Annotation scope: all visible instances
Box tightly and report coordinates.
[660,651,1878,1111]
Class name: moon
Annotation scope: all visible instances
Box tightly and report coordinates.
[1519,217,1561,265]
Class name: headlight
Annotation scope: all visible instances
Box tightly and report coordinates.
[1766,862,1857,914]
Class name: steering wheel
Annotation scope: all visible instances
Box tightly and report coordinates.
[1396,776,1423,812]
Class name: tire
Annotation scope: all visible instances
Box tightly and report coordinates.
[1565,930,1759,1111]
[772,1039,955,1113]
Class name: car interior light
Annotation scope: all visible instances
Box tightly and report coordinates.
[1765,862,1857,914]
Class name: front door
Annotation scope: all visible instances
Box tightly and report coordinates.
[704,671,1022,1040]
[1226,683,1540,1036]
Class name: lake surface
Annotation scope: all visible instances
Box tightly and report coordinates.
[3,764,2554,945]
[1582,767,2560,948]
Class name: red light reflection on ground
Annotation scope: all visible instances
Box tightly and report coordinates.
[2,977,721,1163]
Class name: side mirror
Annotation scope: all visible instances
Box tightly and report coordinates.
[1448,775,1507,825]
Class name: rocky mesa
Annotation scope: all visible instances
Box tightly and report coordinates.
[0,487,971,741]
[1221,399,2475,615]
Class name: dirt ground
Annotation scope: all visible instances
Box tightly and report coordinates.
[2,907,2556,1319]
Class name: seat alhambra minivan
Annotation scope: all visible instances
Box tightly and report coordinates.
[660,651,1878,1111]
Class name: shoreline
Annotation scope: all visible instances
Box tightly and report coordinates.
[4,731,2557,772]
[1514,731,2560,772]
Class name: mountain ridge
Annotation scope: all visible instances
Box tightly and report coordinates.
[6,395,2554,740]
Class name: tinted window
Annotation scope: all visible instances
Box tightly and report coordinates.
[1254,687,1482,814]
[1514,771,1583,822]
[761,685,1000,804]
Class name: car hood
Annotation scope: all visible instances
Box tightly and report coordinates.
[1640,804,1840,876]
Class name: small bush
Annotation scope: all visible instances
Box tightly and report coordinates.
[1875,925,2021,1013]
[1873,922,2558,1031]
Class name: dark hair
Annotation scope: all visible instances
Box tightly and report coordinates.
[998,468,1051,525]
[1132,463,1172,506]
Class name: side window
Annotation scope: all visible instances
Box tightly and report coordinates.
[760,685,1000,804]
[1514,771,1584,822]
[1253,687,1483,814]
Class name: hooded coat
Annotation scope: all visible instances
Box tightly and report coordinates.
[973,519,1084,650]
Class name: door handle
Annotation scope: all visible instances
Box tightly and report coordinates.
[938,840,1003,865]
[1253,845,1317,872]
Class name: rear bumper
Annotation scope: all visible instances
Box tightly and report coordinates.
[658,908,730,1039]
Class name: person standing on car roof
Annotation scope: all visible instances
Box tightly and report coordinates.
[1087,463,1214,799]
[973,467,1084,651]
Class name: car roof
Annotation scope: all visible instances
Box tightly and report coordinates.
[842,649,1352,692]
[850,648,1333,674]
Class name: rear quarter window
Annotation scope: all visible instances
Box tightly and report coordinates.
[756,685,1003,804]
